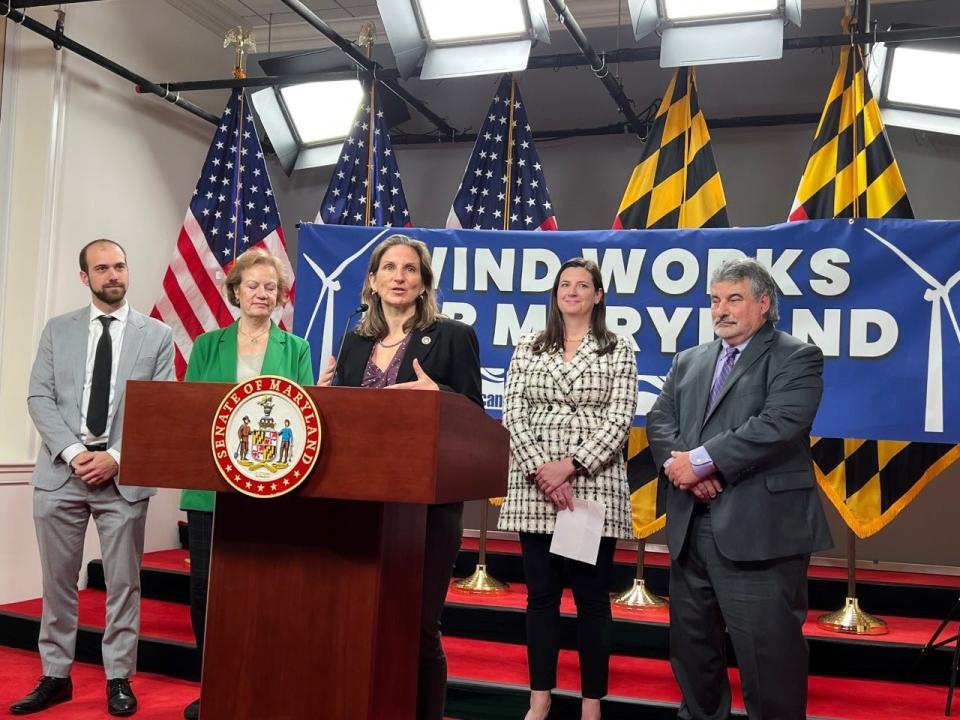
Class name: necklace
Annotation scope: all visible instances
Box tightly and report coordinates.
[377,333,409,349]
[239,325,270,344]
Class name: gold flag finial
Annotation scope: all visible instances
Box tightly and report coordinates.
[224,26,257,80]
[358,21,376,56]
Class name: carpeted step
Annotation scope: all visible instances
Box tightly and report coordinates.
[2,593,953,720]
[442,580,959,686]
[442,635,954,720]
[0,591,199,681]
[456,536,960,620]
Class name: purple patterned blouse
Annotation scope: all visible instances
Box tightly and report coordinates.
[361,333,413,388]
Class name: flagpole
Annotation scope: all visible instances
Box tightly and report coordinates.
[679,68,693,229]
[453,75,514,595]
[816,22,887,637]
[225,27,255,262]
[503,75,517,230]
[361,22,376,227]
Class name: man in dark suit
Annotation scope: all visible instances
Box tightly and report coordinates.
[647,258,832,720]
[12,239,174,717]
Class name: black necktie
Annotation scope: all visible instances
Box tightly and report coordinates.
[86,315,115,437]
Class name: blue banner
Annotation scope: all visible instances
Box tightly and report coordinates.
[294,219,960,443]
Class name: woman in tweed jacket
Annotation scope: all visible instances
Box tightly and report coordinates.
[498,257,638,720]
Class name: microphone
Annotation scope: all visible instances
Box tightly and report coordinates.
[331,303,368,386]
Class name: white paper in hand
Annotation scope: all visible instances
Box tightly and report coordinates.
[549,499,606,565]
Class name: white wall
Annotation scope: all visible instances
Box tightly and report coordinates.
[0,0,230,603]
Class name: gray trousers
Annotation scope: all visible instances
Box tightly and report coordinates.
[33,475,148,679]
[670,512,811,720]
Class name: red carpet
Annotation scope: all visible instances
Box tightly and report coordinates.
[3,587,954,719]
[445,636,951,720]
[0,646,197,719]
[2,591,193,645]
[461,537,960,588]
[448,581,958,647]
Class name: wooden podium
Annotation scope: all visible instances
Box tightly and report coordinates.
[121,381,509,720]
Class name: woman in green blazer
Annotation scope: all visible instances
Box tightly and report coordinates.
[180,248,313,720]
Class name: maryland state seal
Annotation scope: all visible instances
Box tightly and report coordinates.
[211,375,321,498]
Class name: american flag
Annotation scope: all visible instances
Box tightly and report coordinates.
[315,82,412,227]
[150,88,294,379]
[447,74,557,230]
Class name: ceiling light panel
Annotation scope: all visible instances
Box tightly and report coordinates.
[416,0,529,43]
[280,80,364,145]
[661,0,780,22]
[886,46,960,113]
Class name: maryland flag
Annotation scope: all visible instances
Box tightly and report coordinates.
[616,67,729,538]
[789,45,913,220]
[627,428,665,538]
[613,67,728,230]
[789,44,959,538]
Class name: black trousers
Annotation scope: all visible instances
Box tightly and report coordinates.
[519,532,617,699]
[670,513,811,720]
[418,502,464,720]
[186,510,213,655]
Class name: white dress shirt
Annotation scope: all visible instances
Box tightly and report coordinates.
[61,302,129,467]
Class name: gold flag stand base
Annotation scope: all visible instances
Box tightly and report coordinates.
[451,563,509,595]
[450,503,508,595]
[816,596,888,635]
[611,540,668,610]
[611,579,667,609]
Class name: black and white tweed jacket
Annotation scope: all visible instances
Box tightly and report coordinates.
[497,332,638,538]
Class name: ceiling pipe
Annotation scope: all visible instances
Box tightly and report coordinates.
[545,0,647,138]
[277,0,459,138]
[160,23,960,95]
[0,0,220,126]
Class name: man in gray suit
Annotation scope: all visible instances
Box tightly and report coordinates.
[11,239,174,717]
[647,258,832,720]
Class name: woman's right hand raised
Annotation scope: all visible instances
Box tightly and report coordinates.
[317,356,337,387]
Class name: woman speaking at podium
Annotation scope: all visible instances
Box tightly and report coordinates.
[317,233,482,720]
[180,247,313,720]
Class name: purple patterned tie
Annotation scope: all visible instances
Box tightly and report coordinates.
[707,347,739,414]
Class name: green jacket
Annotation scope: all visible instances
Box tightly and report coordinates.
[179,322,315,512]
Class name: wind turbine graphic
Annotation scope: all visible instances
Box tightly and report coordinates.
[865,228,960,433]
[301,228,392,362]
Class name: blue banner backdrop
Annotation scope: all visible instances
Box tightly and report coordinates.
[294,219,960,443]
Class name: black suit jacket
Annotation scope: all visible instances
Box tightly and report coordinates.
[647,324,833,562]
[336,317,483,408]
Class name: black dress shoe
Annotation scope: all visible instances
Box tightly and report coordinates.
[106,678,138,716]
[10,676,73,715]
[183,698,200,719]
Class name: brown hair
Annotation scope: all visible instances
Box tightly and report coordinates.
[531,257,618,356]
[355,234,439,339]
[224,248,291,307]
[79,239,126,273]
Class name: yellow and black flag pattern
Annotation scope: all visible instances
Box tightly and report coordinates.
[616,68,729,538]
[613,67,729,230]
[627,428,665,539]
[789,45,913,221]
[812,437,960,539]
[790,43,958,537]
